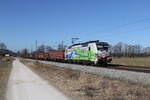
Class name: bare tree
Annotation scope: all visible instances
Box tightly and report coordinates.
[20,48,28,57]
[0,42,7,49]
[45,45,53,52]
[112,42,123,57]
[111,42,144,58]
[37,45,45,52]
[58,43,67,50]
[37,45,54,52]
[143,47,150,56]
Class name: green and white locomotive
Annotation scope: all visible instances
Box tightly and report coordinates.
[65,40,112,65]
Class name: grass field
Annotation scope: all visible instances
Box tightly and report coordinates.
[0,57,13,100]
[111,57,150,67]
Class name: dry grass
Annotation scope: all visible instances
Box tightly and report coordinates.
[0,57,13,100]
[111,57,150,67]
[22,60,150,100]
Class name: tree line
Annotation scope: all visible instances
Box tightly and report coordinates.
[1,41,149,58]
[0,42,16,56]
[110,42,150,58]
[19,43,67,57]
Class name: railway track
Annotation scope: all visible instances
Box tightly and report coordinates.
[69,63,150,73]
[106,64,150,73]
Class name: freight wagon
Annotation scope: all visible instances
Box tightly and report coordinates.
[46,50,64,61]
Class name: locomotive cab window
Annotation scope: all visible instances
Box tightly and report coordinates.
[97,45,108,51]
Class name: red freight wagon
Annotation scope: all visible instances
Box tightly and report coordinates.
[47,50,65,61]
[37,52,45,59]
[34,52,44,59]
[44,52,49,60]
[25,54,30,58]
[33,52,39,59]
[28,54,33,59]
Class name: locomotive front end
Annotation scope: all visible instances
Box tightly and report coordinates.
[96,42,112,63]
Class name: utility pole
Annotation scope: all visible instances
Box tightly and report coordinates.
[36,40,38,51]
[30,45,33,53]
[72,38,79,44]
[61,40,64,50]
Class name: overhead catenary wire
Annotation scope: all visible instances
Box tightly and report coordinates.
[79,17,150,36]
[114,17,150,29]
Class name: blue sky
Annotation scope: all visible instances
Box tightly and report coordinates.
[0,0,150,51]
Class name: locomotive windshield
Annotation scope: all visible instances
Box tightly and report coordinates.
[97,44,109,51]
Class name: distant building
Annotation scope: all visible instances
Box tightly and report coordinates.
[5,54,10,57]
[0,49,16,57]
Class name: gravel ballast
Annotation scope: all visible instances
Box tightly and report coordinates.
[26,59,150,86]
